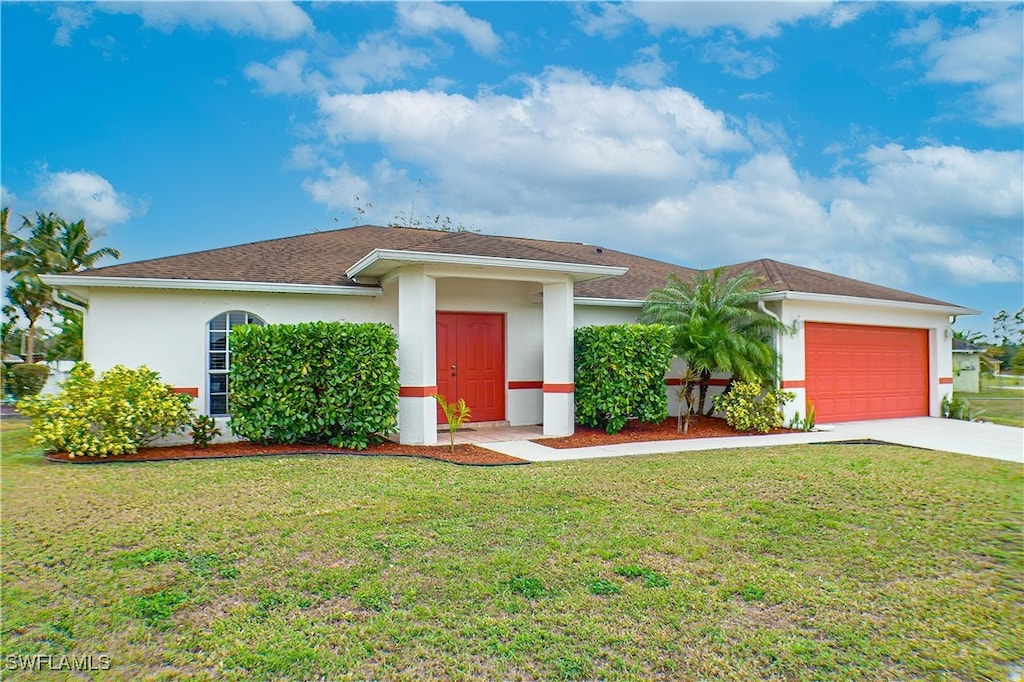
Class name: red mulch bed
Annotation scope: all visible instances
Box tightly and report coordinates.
[44,439,527,467]
[538,416,794,449]
[42,417,794,465]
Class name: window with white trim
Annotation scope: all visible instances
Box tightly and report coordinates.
[208,311,265,416]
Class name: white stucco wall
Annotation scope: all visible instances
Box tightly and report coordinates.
[772,298,954,422]
[83,287,393,419]
[80,282,957,444]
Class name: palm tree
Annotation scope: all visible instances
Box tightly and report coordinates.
[639,268,787,415]
[1,211,120,362]
[48,216,121,273]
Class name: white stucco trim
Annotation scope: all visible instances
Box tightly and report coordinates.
[347,248,627,282]
[573,297,643,307]
[760,290,978,316]
[41,274,382,298]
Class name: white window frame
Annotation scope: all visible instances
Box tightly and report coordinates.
[207,311,265,416]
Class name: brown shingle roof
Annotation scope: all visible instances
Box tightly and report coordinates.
[68,225,957,307]
[717,258,956,307]
[69,224,695,299]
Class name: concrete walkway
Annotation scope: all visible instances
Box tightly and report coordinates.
[478,417,1023,464]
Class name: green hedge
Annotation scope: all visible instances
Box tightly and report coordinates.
[7,363,50,399]
[574,324,674,434]
[229,321,400,449]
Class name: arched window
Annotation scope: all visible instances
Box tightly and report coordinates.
[208,311,265,416]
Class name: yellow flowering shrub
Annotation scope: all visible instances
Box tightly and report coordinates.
[712,381,794,433]
[17,363,194,458]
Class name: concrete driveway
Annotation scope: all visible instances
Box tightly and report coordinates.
[481,417,1023,464]
[832,417,1022,463]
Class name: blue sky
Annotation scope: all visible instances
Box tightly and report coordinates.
[2,1,1022,336]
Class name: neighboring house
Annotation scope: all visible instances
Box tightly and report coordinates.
[43,225,976,444]
[952,338,985,394]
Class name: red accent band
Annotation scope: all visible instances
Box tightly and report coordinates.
[509,381,543,390]
[543,383,575,393]
[399,385,438,397]
[939,377,954,385]
[708,378,730,387]
[781,380,806,389]
[172,387,199,398]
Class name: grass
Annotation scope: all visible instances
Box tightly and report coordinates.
[2,421,1022,680]
[956,374,1024,427]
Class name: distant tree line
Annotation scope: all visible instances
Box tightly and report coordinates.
[954,308,1024,375]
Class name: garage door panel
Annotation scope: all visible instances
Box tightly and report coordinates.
[805,322,928,422]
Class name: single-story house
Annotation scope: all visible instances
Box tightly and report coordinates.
[952,338,986,394]
[43,225,976,444]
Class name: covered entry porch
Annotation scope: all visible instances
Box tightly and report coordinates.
[345,249,625,445]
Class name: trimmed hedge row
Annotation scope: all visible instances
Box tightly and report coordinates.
[574,324,674,434]
[229,321,399,450]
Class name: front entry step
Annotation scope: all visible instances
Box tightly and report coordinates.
[438,420,511,432]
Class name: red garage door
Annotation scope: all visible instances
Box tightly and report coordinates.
[805,322,929,422]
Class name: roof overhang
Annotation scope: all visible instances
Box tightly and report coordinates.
[40,274,382,299]
[760,290,979,316]
[574,296,643,307]
[346,249,627,283]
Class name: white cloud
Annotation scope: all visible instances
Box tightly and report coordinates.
[298,64,1022,290]
[301,164,371,212]
[701,35,776,79]
[627,2,835,38]
[577,1,857,39]
[616,45,672,87]
[328,34,431,93]
[827,3,869,29]
[34,170,143,228]
[396,3,501,56]
[98,1,313,40]
[574,2,637,38]
[894,16,942,46]
[286,144,323,171]
[313,70,747,212]
[245,50,324,95]
[1,185,18,209]
[910,252,1021,285]
[246,35,431,96]
[844,144,1024,225]
[915,8,1023,127]
[51,5,93,46]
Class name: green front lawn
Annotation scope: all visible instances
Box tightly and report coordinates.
[2,423,1022,680]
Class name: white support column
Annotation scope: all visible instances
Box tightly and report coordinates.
[397,267,437,445]
[542,280,575,436]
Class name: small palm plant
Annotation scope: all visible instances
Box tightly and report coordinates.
[675,367,701,434]
[431,394,471,455]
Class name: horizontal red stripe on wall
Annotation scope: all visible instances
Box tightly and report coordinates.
[781,380,806,389]
[939,377,954,385]
[509,381,543,390]
[171,387,199,398]
[543,383,575,393]
[399,385,439,397]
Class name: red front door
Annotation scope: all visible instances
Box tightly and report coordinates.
[436,312,505,423]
